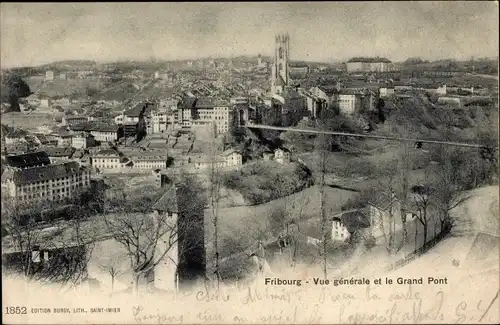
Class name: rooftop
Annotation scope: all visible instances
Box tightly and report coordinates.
[5,151,51,169]
[94,149,120,157]
[41,146,75,157]
[2,161,86,185]
[152,184,178,213]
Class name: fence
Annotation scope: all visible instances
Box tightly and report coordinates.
[385,227,450,271]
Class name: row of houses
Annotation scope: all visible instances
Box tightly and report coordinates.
[114,97,235,137]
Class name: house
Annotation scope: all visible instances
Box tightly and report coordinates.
[329,209,371,242]
[437,97,462,107]
[190,154,225,170]
[379,87,395,98]
[88,125,119,142]
[331,217,351,241]
[41,146,76,163]
[263,151,274,161]
[71,132,96,149]
[366,192,406,240]
[153,169,172,188]
[2,243,89,285]
[91,149,122,170]
[221,149,242,167]
[130,154,169,170]
[45,70,54,81]
[40,99,51,108]
[421,83,447,95]
[52,127,74,147]
[274,148,291,164]
[62,115,88,126]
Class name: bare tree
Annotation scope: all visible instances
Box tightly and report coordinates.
[431,148,473,235]
[2,199,96,290]
[103,179,206,295]
[315,110,331,280]
[207,130,223,289]
[103,188,178,295]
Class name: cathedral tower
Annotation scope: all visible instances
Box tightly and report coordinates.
[271,33,290,95]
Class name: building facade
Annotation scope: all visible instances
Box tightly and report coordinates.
[45,71,54,81]
[91,149,121,170]
[1,161,91,205]
[274,148,291,164]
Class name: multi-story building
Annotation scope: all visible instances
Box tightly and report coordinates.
[88,125,119,142]
[346,59,400,73]
[1,161,91,206]
[91,149,121,170]
[337,92,359,115]
[331,216,351,242]
[221,149,243,167]
[179,97,233,135]
[132,155,169,169]
[303,90,328,119]
[274,148,291,164]
[152,99,179,133]
[41,146,75,164]
[336,89,376,115]
[71,132,96,149]
[45,71,54,81]
[62,115,88,126]
[40,99,51,108]
[379,87,395,98]
[51,127,74,147]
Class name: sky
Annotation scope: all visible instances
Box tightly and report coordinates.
[1,2,499,68]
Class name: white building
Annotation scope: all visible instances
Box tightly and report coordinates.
[379,87,395,98]
[221,149,242,167]
[71,133,95,149]
[331,217,351,241]
[45,71,54,81]
[40,99,51,108]
[337,94,358,115]
[131,155,169,169]
[274,148,291,164]
[1,161,91,205]
[89,125,119,142]
[91,149,122,170]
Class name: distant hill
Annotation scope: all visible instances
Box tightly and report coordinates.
[38,60,97,70]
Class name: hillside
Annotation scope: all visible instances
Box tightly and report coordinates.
[222,161,314,205]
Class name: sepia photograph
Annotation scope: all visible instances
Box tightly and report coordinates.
[1,2,499,324]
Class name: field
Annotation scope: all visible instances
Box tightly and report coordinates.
[1,112,59,133]
[205,185,358,259]
[26,77,102,98]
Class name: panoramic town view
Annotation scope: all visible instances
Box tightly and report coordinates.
[1,3,499,322]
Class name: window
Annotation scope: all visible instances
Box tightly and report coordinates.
[279,47,283,59]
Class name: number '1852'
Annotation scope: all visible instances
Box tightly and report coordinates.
[5,307,27,314]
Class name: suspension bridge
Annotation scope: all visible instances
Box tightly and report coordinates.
[245,123,492,149]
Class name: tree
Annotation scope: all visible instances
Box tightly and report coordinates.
[315,109,331,279]
[1,74,33,112]
[431,148,473,236]
[103,184,197,295]
[2,199,96,290]
[207,131,223,289]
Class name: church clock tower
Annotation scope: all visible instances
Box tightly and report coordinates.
[271,33,290,95]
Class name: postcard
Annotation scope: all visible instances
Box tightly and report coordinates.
[1,2,499,324]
